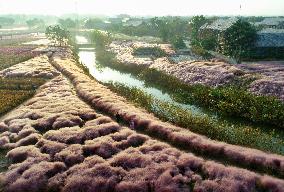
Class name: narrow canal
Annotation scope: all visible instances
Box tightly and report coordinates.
[76,35,284,154]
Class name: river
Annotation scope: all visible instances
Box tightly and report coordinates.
[76,35,284,153]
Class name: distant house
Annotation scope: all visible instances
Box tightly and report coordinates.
[123,19,144,27]
[199,17,284,59]
[199,17,238,41]
[108,17,124,24]
[200,17,238,32]
[254,18,284,29]
[252,28,284,59]
[198,17,238,50]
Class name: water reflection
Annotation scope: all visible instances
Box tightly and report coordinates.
[78,50,206,115]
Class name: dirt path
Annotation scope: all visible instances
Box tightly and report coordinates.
[0,48,283,191]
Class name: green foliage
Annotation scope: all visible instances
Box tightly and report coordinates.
[139,68,284,128]
[45,25,70,46]
[111,33,162,43]
[218,19,257,62]
[58,18,77,29]
[105,82,284,155]
[94,37,283,129]
[108,16,189,44]
[170,36,186,49]
[0,77,47,117]
[191,44,211,58]
[0,78,46,90]
[84,18,104,29]
[200,37,217,51]
[91,30,111,49]
[26,18,45,29]
[0,17,15,26]
[0,47,37,70]
[0,149,9,173]
[133,47,167,58]
[151,17,190,42]
[189,15,207,45]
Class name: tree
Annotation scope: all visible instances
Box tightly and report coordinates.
[45,25,70,46]
[170,36,186,49]
[150,17,171,42]
[189,15,207,45]
[0,17,15,26]
[84,18,104,29]
[218,19,257,62]
[91,30,111,49]
[26,18,45,29]
[150,17,189,43]
[58,18,76,29]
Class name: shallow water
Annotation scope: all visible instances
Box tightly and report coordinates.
[78,50,207,116]
[76,36,284,153]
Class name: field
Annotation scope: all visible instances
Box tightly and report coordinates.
[0,46,38,70]
[0,79,56,119]
[0,42,283,191]
[105,82,284,155]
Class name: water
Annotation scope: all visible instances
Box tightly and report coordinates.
[78,49,207,116]
[76,36,284,153]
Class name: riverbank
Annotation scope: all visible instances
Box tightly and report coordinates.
[77,41,284,157]
[109,40,284,101]
[0,45,283,191]
[52,46,284,177]
[92,35,284,129]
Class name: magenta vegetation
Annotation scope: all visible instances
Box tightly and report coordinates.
[109,41,284,100]
[0,47,283,192]
[0,55,60,78]
[0,46,36,55]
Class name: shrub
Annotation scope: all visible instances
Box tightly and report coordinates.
[191,44,211,58]
[133,47,167,58]
[105,82,284,155]
[0,77,47,117]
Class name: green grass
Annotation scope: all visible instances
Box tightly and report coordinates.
[0,53,37,71]
[105,82,284,155]
[95,47,284,129]
[133,47,167,58]
[139,68,284,128]
[0,77,47,117]
[111,33,162,43]
[0,37,38,46]
[0,149,9,173]
[0,77,47,175]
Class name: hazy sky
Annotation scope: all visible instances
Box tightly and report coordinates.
[0,0,283,16]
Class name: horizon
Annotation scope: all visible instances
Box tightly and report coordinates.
[0,0,283,17]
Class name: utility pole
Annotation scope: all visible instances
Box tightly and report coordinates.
[75,1,79,37]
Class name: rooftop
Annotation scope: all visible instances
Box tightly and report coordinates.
[254,18,284,26]
[200,17,238,31]
[256,29,284,47]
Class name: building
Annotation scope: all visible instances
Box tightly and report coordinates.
[123,19,143,27]
[252,28,284,59]
[254,18,284,29]
[200,17,238,32]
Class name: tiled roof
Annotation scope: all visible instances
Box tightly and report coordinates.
[200,17,238,31]
[256,29,284,47]
[254,18,284,26]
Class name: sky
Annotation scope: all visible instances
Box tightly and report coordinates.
[0,0,283,16]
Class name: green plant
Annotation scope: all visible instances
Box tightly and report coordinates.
[104,82,284,155]
[0,77,47,117]
[133,47,167,58]
[93,33,284,129]
[91,30,111,49]
[45,25,71,46]
[170,36,186,50]
[218,19,257,62]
